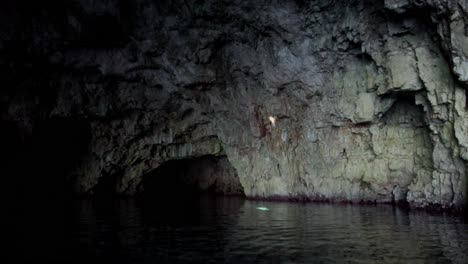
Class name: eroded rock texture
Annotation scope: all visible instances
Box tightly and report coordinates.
[1,0,468,208]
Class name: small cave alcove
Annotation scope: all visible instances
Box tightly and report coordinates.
[138,155,244,207]
[380,93,428,127]
[378,93,433,204]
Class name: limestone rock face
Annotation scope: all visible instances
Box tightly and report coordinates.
[1,0,468,209]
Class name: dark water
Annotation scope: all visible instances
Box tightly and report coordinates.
[10,196,468,264]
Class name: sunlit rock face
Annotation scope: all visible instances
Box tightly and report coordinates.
[1,0,468,209]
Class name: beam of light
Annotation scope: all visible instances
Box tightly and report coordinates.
[268,116,276,127]
[256,207,270,211]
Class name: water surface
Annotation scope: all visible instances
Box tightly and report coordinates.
[14,196,468,263]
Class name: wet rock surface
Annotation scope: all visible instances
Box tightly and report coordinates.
[1,0,468,209]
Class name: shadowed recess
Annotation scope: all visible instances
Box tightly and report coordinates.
[139,155,244,205]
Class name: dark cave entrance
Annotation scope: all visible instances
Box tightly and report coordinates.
[3,117,92,261]
[139,155,244,205]
[2,118,91,201]
[30,118,91,199]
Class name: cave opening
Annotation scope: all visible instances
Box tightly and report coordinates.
[138,155,244,207]
[3,117,92,263]
[380,93,428,127]
[24,118,91,203]
[378,93,433,204]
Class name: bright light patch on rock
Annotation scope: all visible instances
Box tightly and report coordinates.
[256,207,270,211]
[268,116,276,127]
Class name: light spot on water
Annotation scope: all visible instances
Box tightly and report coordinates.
[256,207,270,211]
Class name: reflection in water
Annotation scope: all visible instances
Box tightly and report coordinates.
[23,197,468,263]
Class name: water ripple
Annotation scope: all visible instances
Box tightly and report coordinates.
[65,197,468,264]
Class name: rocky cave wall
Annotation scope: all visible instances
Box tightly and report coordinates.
[1,0,468,209]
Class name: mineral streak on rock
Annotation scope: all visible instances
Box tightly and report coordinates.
[1,0,468,209]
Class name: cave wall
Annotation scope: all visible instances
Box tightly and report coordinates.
[1,0,468,209]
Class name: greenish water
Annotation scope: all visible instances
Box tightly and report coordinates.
[11,196,468,263]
